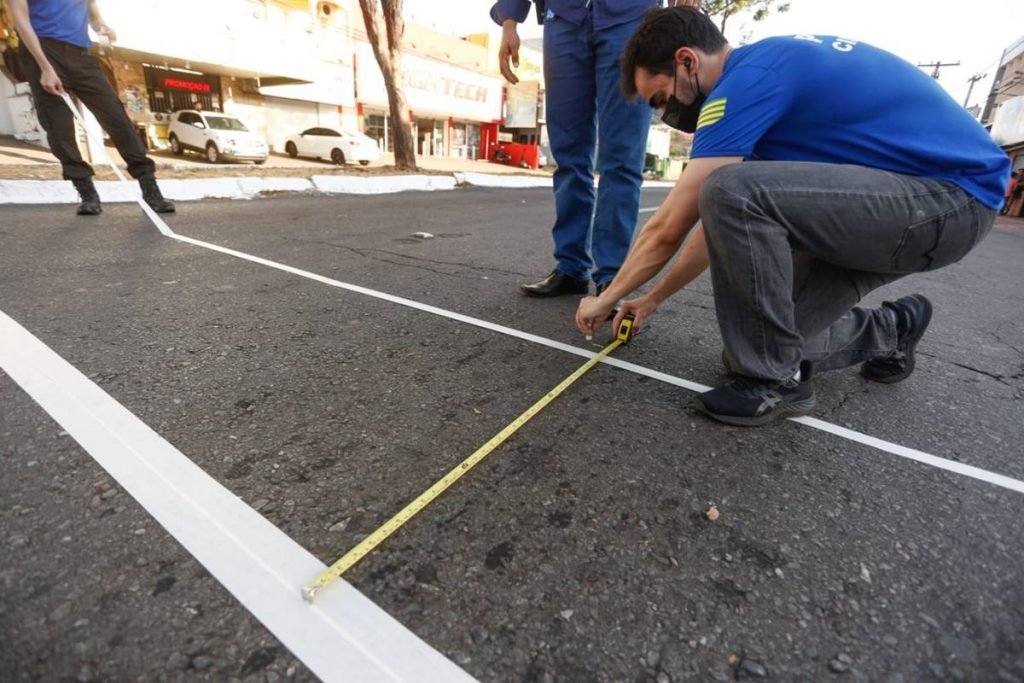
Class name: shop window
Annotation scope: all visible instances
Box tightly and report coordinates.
[452,123,468,159]
[467,124,480,160]
[432,120,445,156]
[365,113,390,152]
[144,65,220,114]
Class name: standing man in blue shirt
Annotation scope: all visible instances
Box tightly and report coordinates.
[492,1,699,297]
[8,0,175,216]
[576,7,1009,426]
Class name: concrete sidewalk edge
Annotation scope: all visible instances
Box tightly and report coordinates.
[0,173,540,204]
[0,173,677,204]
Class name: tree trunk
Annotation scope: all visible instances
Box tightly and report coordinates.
[358,0,416,170]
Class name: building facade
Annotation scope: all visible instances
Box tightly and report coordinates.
[354,24,505,161]
[0,0,531,163]
[982,35,1024,171]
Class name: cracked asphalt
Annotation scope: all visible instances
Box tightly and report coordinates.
[1,189,1023,682]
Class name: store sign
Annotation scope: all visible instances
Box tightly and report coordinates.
[356,43,502,121]
[162,77,212,93]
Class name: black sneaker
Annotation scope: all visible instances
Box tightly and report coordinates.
[694,361,816,427]
[861,294,932,384]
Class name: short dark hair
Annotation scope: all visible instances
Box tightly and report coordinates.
[620,6,728,99]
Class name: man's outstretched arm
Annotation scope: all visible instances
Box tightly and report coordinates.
[575,156,742,337]
[88,0,116,42]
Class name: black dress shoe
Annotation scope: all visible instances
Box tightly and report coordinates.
[521,269,589,297]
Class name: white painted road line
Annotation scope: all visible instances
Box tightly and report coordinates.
[639,207,659,213]
[170,232,1024,497]
[0,309,476,683]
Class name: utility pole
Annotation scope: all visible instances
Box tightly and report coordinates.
[917,60,960,80]
[964,72,987,108]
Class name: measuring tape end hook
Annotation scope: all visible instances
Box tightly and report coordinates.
[301,584,321,604]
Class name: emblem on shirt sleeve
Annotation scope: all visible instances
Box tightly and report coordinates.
[696,97,727,130]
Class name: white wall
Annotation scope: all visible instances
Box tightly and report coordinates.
[0,78,14,135]
[0,79,44,143]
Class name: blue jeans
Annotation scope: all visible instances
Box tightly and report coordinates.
[543,13,651,285]
[700,162,994,381]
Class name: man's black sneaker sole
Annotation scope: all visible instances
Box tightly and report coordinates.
[861,295,933,384]
[692,394,817,427]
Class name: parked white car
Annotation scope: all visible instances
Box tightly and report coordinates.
[282,127,380,166]
[167,110,268,164]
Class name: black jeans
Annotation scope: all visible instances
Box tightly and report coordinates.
[20,39,154,181]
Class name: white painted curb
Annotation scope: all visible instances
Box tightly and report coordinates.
[311,174,456,194]
[453,172,552,188]
[0,173,672,204]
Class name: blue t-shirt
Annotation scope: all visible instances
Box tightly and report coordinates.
[29,0,91,48]
[691,35,1010,209]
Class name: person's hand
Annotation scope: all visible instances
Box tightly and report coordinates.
[40,65,65,96]
[498,20,520,84]
[611,294,662,337]
[95,24,117,42]
[576,295,617,339]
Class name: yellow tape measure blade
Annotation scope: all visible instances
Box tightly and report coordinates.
[302,335,627,603]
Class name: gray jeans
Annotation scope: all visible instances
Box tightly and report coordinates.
[699,162,995,381]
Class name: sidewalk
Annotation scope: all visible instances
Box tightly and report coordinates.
[0,134,553,178]
[0,134,555,202]
[0,135,675,204]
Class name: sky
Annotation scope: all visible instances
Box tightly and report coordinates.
[401,0,1024,111]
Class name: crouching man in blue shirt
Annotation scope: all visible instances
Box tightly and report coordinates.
[576,7,1009,426]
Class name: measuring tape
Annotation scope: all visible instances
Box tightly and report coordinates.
[302,314,636,603]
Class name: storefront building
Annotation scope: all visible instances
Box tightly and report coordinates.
[0,0,360,153]
[355,42,502,160]
[2,0,541,164]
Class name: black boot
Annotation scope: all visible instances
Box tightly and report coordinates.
[71,177,102,215]
[138,174,175,213]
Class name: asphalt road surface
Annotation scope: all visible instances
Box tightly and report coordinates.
[2,189,1023,682]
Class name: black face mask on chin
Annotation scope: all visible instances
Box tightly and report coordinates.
[659,66,706,133]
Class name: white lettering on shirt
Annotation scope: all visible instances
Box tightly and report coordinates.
[832,38,858,52]
[793,35,859,53]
